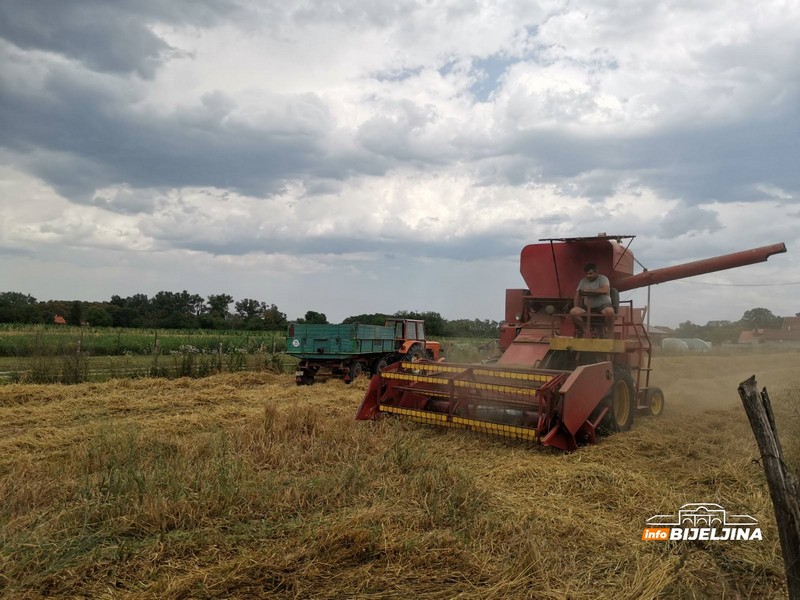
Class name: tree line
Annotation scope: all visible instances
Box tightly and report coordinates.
[0,291,287,331]
[0,291,500,337]
[1,291,790,342]
[671,307,790,345]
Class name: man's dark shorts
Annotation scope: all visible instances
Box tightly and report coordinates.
[587,303,613,311]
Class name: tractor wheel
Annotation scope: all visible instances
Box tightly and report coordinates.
[345,361,363,384]
[371,358,388,376]
[402,346,425,374]
[598,366,635,433]
[646,387,665,417]
[403,346,424,362]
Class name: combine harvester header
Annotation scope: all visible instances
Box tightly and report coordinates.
[357,235,787,450]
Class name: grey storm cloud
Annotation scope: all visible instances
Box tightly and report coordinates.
[640,116,800,205]
[658,204,721,237]
[90,187,160,215]
[148,227,526,261]
[0,0,245,78]
[3,44,798,227]
[495,103,800,208]
[1,0,798,257]
[0,61,360,203]
[289,0,417,28]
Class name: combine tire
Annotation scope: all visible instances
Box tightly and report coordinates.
[646,387,665,417]
[597,366,635,433]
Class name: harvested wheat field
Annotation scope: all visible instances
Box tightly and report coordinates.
[1,351,798,599]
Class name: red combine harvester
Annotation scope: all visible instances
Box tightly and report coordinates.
[356,235,787,450]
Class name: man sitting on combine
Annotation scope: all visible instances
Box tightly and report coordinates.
[569,262,615,337]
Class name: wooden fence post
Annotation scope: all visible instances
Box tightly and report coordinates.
[738,375,800,599]
[153,332,160,374]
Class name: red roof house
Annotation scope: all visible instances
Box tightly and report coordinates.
[53,315,67,325]
[738,317,800,344]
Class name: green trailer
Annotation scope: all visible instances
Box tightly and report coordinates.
[287,319,442,385]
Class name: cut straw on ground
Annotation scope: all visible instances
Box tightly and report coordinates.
[1,352,798,598]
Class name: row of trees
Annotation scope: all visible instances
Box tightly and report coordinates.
[2,291,791,341]
[0,291,289,331]
[0,292,500,337]
[672,307,789,346]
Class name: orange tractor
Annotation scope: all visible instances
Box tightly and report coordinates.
[357,235,786,450]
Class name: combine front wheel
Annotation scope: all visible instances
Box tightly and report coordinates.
[599,367,635,433]
[646,387,665,416]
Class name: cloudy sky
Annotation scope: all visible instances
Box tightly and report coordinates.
[1,0,798,327]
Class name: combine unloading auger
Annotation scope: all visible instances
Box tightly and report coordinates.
[356,235,787,450]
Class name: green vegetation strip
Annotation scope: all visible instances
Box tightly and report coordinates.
[0,326,287,357]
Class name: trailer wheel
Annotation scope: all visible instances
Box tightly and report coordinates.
[598,366,635,433]
[646,387,665,417]
[297,370,315,386]
[345,361,363,384]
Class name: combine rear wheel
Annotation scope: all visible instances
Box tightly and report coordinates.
[646,387,665,416]
[598,366,635,433]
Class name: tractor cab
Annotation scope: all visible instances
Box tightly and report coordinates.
[385,318,425,342]
[384,319,441,361]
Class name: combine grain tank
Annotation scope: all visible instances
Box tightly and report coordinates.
[357,235,786,450]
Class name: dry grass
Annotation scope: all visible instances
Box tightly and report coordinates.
[1,352,798,599]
